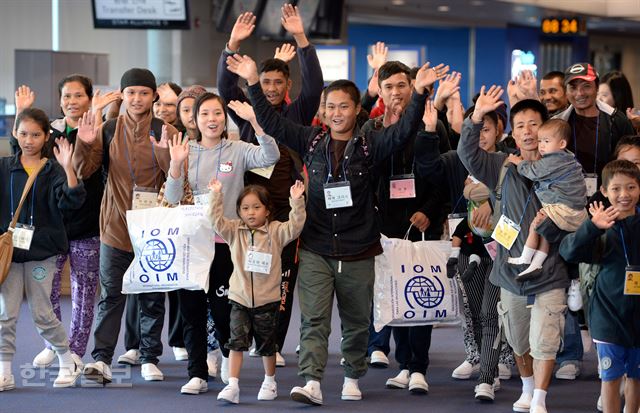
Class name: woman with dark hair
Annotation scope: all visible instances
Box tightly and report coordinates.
[14,77,117,372]
[598,71,634,114]
[162,93,279,394]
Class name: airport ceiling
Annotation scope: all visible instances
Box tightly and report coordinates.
[345,0,640,34]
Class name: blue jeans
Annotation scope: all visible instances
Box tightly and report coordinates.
[368,321,391,356]
[556,310,583,364]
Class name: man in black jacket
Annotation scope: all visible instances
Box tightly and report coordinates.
[227,53,443,405]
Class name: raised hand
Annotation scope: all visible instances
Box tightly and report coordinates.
[281,4,304,35]
[229,12,256,51]
[590,202,619,229]
[53,137,74,170]
[151,124,170,149]
[434,71,461,111]
[274,43,297,63]
[367,41,388,70]
[92,89,121,112]
[226,54,260,85]
[76,111,98,144]
[290,180,305,200]
[414,62,450,95]
[471,85,504,123]
[208,178,223,193]
[168,131,188,164]
[507,70,539,107]
[423,99,438,132]
[15,85,36,113]
[228,100,256,123]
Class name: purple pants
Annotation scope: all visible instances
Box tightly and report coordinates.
[47,236,100,356]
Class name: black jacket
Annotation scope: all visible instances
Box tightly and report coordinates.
[0,154,86,262]
[362,116,449,241]
[49,120,104,240]
[247,82,427,257]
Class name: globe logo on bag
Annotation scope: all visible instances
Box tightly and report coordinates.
[140,238,176,272]
[404,275,445,309]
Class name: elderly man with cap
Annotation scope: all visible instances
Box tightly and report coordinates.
[72,68,178,385]
[554,63,634,182]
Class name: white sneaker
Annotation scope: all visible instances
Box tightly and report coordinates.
[474,382,494,401]
[141,363,164,381]
[207,349,220,377]
[181,377,208,394]
[71,353,84,371]
[172,347,188,361]
[275,352,286,367]
[369,350,389,368]
[83,361,112,384]
[555,362,580,380]
[597,394,603,412]
[451,360,479,379]
[408,372,429,394]
[217,384,240,404]
[53,362,81,388]
[32,348,56,368]
[220,356,229,384]
[0,375,15,391]
[341,378,362,400]
[291,380,323,405]
[498,363,511,380]
[295,344,300,355]
[117,349,140,365]
[385,369,410,389]
[257,380,278,400]
[530,405,548,413]
[512,392,533,412]
[249,346,259,357]
[340,357,345,366]
[567,279,583,311]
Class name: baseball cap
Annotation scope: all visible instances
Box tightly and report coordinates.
[564,63,598,85]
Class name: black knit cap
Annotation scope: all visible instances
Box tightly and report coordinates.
[120,68,157,92]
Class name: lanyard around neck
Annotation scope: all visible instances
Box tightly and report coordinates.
[122,127,157,187]
[502,170,535,227]
[194,142,223,190]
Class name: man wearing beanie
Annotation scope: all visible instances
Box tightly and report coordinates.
[73,67,178,384]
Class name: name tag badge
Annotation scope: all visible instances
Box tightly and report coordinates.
[585,173,598,197]
[132,186,159,210]
[193,189,211,207]
[12,223,35,250]
[447,212,467,239]
[624,265,640,295]
[244,249,273,274]
[249,165,275,180]
[483,240,498,261]
[323,181,353,209]
[491,214,521,250]
[389,174,416,199]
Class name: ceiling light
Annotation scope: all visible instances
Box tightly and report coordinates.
[470,0,484,5]
[514,5,526,12]
[527,16,538,23]
[437,5,450,12]
[391,0,405,5]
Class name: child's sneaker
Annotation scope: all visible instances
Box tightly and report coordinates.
[341,378,362,400]
[257,380,277,400]
[218,383,240,404]
[53,362,81,388]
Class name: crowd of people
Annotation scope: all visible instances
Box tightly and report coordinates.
[1,5,639,413]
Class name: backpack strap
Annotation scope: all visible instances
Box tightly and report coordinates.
[9,158,48,230]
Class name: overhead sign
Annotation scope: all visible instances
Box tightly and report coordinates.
[92,0,190,29]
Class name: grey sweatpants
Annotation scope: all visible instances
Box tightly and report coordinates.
[0,256,69,361]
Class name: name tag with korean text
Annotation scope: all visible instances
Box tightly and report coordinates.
[491,215,520,250]
[132,186,158,210]
[244,249,273,274]
[624,266,640,295]
[12,224,35,250]
[389,174,416,199]
[193,189,211,207]
[323,182,353,209]
[584,173,598,197]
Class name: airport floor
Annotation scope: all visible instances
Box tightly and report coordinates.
[3,291,601,413]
